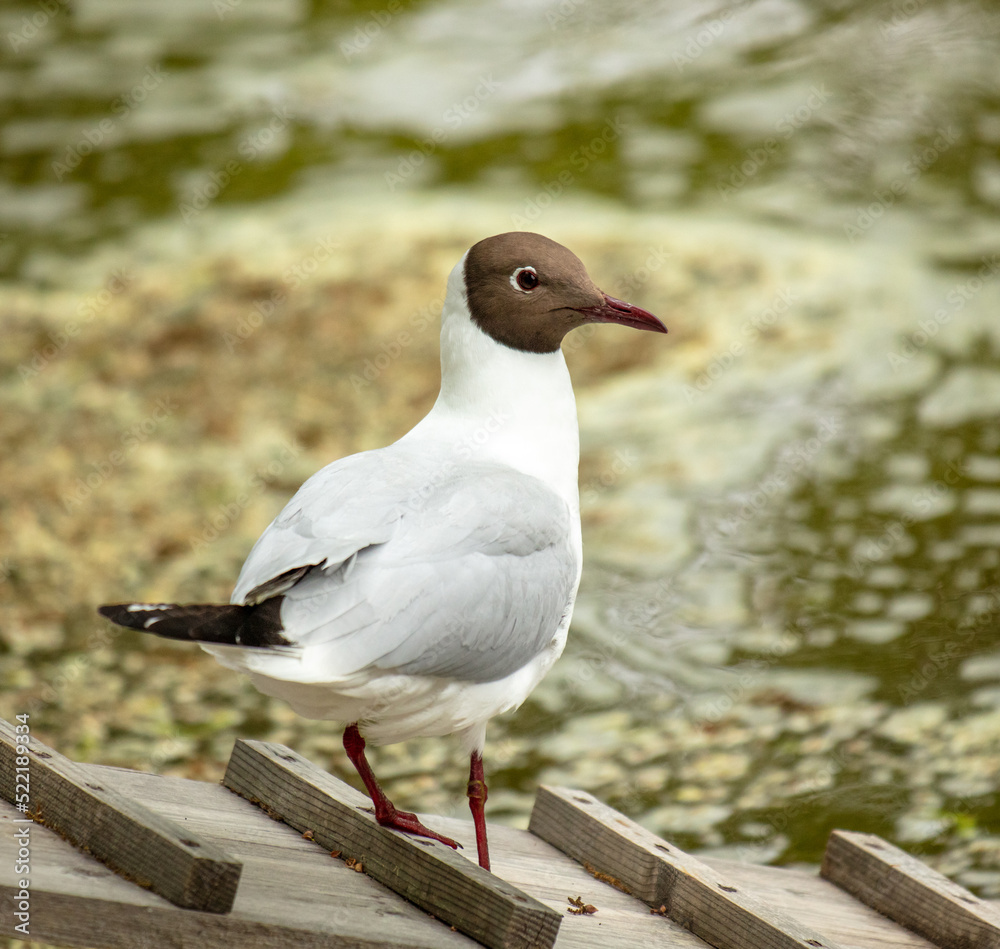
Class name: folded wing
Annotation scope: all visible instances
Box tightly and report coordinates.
[217,444,577,685]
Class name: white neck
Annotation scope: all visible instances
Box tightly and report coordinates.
[400,255,581,509]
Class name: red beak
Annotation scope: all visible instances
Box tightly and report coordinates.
[574,292,667,334]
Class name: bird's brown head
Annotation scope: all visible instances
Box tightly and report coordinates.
[463,231,667,354]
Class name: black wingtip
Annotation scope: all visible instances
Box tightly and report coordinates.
[96,599,291,647]
[98,603,150,629]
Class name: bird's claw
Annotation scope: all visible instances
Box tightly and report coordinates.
[376,807,461,849]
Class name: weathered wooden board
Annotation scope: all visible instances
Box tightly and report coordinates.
[3,732,993,949]
[822,829,1000,949]
[97,761,711,949]
[697,857,940,949]
[0,718,241,913]
[0,785,478,949]
[529,785,845,949]
[223,739,562,949]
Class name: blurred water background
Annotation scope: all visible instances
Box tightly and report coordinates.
[2,0,1000,900]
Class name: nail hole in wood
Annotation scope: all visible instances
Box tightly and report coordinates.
[573,796,590,804]
[656,844,672,853]
[85,783,104,791]
[806,941,823,947]
[180,839,201,848]
[718,884,738,893]
[35,752,52,759]
[959,895,978,904]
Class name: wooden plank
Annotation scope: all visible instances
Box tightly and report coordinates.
[529,785,845,949]
[223,739,562,949]
[0,779,480,948]
[0,718,241,914]
[101,762,707,949]
[5,751,969,949]
[822,829,1000,949]
[698,858,941,949]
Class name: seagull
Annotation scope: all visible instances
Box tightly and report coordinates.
[99,231,667,871]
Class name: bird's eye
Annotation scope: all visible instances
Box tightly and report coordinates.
[511,266,539,292]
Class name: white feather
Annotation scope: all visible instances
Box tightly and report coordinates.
[203,254,584,748]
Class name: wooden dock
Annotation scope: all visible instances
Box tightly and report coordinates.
[2,717,999,949]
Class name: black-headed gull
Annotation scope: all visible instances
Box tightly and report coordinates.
[99,232,667,870]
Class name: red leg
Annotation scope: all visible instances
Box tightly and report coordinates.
[342,724,459,849]
[467,751,490,870]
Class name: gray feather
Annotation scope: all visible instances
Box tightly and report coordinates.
[228,444,576,683]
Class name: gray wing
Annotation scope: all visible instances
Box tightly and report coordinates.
[230,445,577,684]
[231,446,412,605]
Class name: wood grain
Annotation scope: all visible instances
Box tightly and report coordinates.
[223,738,561,949]
[2,752,985,948]
[697,857,940,949]
[529,784,845,949]
[101,762,705,948]
[0,718,241,913]
[822,829,1000,949]
[0,791,477,948]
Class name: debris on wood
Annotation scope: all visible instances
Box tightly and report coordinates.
[583,860,630,894]
[567,895,597,915]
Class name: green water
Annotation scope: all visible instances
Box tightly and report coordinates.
[3,0,1000,894]
[4,1,995,280]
